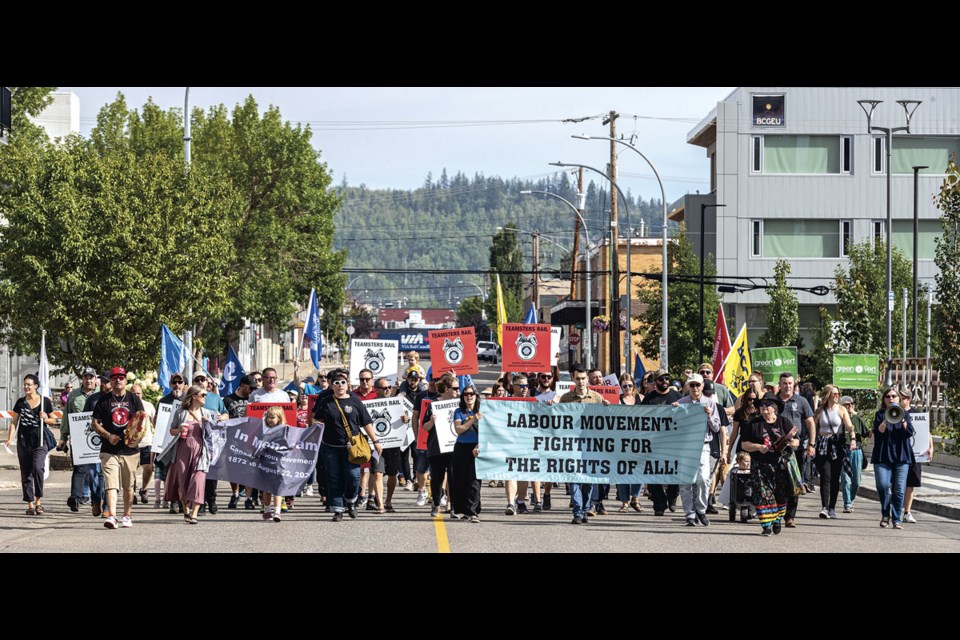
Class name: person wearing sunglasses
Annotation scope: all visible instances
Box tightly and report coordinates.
[422,373,460,517]
[696,363,736,418]
[641,369,682,516]
[675,374,722,527]
[871,387,915,529]
[451,385,483,522]
[396,367,426,492]
[615,373,644,513]
[531,370,556,398]
[353,369,378,401]
[313,368,382,521]
[503,374,537,514]
[90,367,146,529]
[157,384,217,524]
[250,368,289,402]
[61,367,104,516]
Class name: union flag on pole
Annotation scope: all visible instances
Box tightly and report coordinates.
[711,305,732,385]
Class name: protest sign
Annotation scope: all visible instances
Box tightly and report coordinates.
[502,323,551,372]
[363,396,413,449]
[429,398,461,454]
[247,402,297,427]
[151,400,180,454]
[428,327,479,375]
[833,354,880,389]
[350,339,399,383]
[555,381,621,404]
[551,327,562,366]
[911,412,931,462]
[751,347,798,380]
[68,412,100,465]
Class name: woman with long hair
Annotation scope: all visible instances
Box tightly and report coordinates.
[4,374,55,515]
[422,373,460,518]
[739,396,799,536]
[616,373,643,513]
[812,384,856,520]
[451,384,482,523]
[161,384,217,524]
[871,387,915,529]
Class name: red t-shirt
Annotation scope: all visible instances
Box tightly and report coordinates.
[353,387,378,401]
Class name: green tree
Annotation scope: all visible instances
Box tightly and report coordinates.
[6,87,57,145]
[635,229,720,373]
[934,159,960,438]
[456,296,486,332]
[486,223,524,328]
[758,259,799,347]
[832,241,928,360]
[346,303,376,340]
[798,306,834,388]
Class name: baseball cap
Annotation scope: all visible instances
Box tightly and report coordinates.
[686,373,704,387]
[655,368,670,379]
[109,367,127,379]
[702,380,715,394]
[303,376,315,383]
[81,366,97,378]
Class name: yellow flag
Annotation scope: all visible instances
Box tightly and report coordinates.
[721,323,752,396]
[495,273,507,346]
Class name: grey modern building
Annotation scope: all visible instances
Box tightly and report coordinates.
[682,86,957,348]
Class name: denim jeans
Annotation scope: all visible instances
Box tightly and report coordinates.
[681,443,713,518]
[321,444,360,513]
[570,483,596,518]
[616,484,643,502]
[840,448,863,507]
[874,462,909,523]
[70,463,103,504]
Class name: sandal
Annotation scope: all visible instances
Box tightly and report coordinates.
[618,504,629,513]
[892,522,903,530]
[385,505,396,513]
[189,517,199,524]
[880,518,889,528]
[35,505,46,515]
[184,514,193,524]
[25,507,36,516]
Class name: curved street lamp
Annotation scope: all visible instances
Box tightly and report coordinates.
[573,134,669,369]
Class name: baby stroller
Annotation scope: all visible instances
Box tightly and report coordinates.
[727,468,755,523]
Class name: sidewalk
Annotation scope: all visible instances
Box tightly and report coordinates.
[858,462,960,520]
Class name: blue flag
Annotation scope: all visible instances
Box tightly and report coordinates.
[159,324,186,396]
[304,288,323,369]
[633,348,646,385]
[523,301,537,324]
[218,344,247,398]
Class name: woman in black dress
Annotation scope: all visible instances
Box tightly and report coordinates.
[4,374,55,515]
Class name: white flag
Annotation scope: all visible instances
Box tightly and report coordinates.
[39,330,51,399]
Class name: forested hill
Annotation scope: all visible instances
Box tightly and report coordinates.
[333,170,667,308]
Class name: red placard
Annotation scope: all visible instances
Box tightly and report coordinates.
[428,327,479,375]
[415,399,432,451]
[590,386,621,404]
[501,323,552,373]
[246,402,297,426]
[306,395,318,424]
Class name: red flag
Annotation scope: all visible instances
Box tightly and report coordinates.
[711,305,732,385]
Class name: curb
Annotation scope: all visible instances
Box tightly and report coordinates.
[857,485,960,521]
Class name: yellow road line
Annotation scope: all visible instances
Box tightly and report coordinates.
[432,515,450,553]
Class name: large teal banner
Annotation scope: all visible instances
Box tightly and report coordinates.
[476,401,708,484]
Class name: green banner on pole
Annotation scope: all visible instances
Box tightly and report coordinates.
[833,354,881,389]
[751,347,799,380]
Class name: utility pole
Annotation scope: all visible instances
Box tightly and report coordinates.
[573,168,585,367]
[532,230,541,316]
[606,110,620,374]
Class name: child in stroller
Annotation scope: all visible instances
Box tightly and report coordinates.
[728,451,756,523]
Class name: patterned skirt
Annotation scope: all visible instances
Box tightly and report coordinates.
[753,461,790,526]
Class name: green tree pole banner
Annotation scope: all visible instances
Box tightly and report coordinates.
[833,354,881,389]
[751,347,799,380]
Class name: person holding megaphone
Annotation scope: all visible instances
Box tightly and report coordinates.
[871,387,915,530]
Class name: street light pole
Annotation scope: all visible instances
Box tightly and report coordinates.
[520,190,593,369]
[549,162,630,374]
[857,99,922,368]
[572,136,669,369]
[912,165,928,357]
[700,203,726,362]
[457,279,487,334]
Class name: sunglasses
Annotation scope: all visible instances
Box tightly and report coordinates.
[884,394,898,399]
[748,379,759,384]
[516,384,529,389]
[112,376,126,381]
[657,376,670,381]
[263,376,277,381]
[698,370,712,376]
[621,383,634,388]
[539,374,553,379]
[198,393,208,398]
[377,386,391,391]
[359,377,373,382]
[688,382,701,388]
[462,391,476,396]
[171,380,184,385]
[332,380,349,386]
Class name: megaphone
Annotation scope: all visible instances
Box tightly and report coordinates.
[885,403,904,424]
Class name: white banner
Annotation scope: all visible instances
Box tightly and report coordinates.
[362,396,413,450]
[350,339,399,384]
[68,412,100,465]
[556,381,574,396]
[151,400,181,454]
[431,398,461,454]
[550,327,562,366]
[911,412,931,462]
[535,390,557,403]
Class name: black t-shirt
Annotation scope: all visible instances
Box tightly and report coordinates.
[92,391,145,456]
[641,389,681,405]
[312,390,372,446]
[422,400,448,458]
[158,392,183,406]
[83,391,103,413]
[741,415,794,465]
[224,393,249,419]
[13,396,53,449]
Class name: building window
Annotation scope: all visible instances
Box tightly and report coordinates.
[891,137,960,174]
[892,220,941,259]
[841,136,852,174]
[752,136,762,173]
[874,137,884,174]
[751,220,762,257]
[762,219,842,258]
[873,220,885,246]
[761,135,843,174]
[841,220,852,257]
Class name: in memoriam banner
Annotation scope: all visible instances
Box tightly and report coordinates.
[833,354,880,389]
[476,401,708,484]
[207,417,322,496]
[751,346,798,380]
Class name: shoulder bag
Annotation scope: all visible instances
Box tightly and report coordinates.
[335,397,371,465]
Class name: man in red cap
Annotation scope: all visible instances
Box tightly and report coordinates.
[91,367,145,530]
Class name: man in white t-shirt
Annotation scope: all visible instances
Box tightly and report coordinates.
[249,367,290,402]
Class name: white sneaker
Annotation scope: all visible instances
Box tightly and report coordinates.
[120,515,133,528]
[904,512,917,523]
[305,487,314,497]
[440,494,448,508]
[416,490,428,507]
[819,508,830,519]
[103,516,118,529]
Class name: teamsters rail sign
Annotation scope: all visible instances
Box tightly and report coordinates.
[476,402,707,484]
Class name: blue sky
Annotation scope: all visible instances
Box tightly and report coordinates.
[60,87,734,204]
